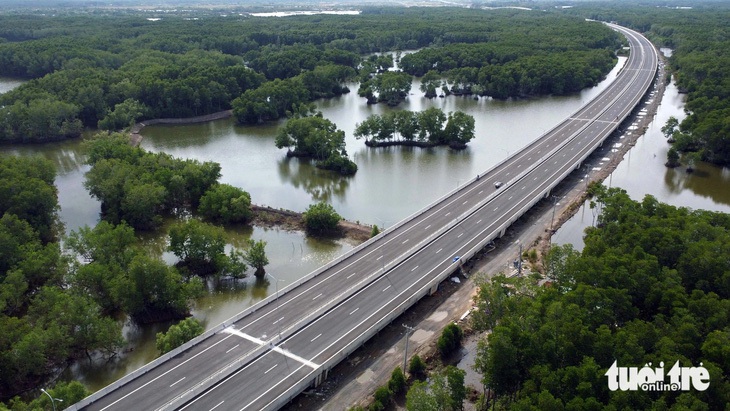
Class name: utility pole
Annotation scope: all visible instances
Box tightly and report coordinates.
[402,324,415,372]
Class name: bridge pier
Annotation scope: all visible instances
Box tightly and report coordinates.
[429,284,438,295]
[314,369,329,387]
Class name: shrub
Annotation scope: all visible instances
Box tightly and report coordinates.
[370,224,380,238]
[437,322,463,357]
[408,354,427,380]
[198,183,252,224]
[388,366,406,394]
[302,202,341,234]
[373,386,391,407]
[156,317,204,355]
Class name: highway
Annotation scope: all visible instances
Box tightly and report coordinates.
[70,23,657,411]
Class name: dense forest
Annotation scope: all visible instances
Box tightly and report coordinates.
[567,4,730,166]
[0,8,622,142]
[472,186,730,409]
[0,155,124,402]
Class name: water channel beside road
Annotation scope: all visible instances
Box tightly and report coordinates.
[552,72,730,251]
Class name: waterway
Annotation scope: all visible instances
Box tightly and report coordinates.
[2,49,727,389]
[139,58,630,229]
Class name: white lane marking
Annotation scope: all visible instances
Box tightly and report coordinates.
[311,334,321,342]
[225,344,240,354]
[313,293,322,300]
[347,272,356,279]
[457,233,464,238]
[383,285,391,292]
[478,190,483,194]
[424,224,431,230]
[445,212,451,216]
[411,266,419,272]
[522,186,525,190]
[376,255,383,260]
[476,220,482,224]
[222,328,318,369]
[494,207,499,211]
[508,196,513,200]
[210,401,225,411]
[527,157,531,161]
[272,317,284,325]
[436,248,442,254]
[170,377,186,387]
[99,326,239,410]
[264,364,278,374]
[506,172,511,176]
[402,239,409,244]
[462,200,468,205]
[349,308,359,315]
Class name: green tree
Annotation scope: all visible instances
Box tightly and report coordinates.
[408,354,427,380]
[198,183,252,225]
[371,71,412,106]
[275,114,357,175]
[437,322,463,358]
[98,98,148,131]
[388,366,406,395]
[666,146,681,168]
[661,116,679,139]
[117,254,203,323]
[168,219,246,277]
[156,317,205,355]
[418,107,447,143]
[244,239,269,278]
[302,202,341,234]
[420,70,442,98]
[0,155,59,243]
[121,182,167,230]
[405,380,438,411]
[443,111,475,147]
[444,366,467,411]
[373,386,391,410]
[405,367,465,411]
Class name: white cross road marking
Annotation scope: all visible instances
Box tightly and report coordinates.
[223,327,318,369]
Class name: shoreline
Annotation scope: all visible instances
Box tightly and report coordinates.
[129,109,233,147]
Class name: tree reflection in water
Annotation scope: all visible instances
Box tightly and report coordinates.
[277,156,351,202]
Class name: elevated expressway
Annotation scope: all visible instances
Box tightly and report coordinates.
[70,23,657,411]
